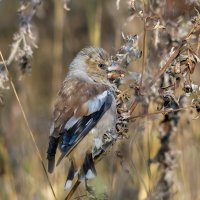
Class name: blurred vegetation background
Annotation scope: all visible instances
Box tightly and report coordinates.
[0,0,199,199]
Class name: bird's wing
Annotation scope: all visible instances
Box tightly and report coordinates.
[50,77,108,137]
[48,77,113,171]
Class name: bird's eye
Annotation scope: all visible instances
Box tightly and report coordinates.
[98,63,106,69]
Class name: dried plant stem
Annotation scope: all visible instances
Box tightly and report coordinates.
[109,154,117,199]
[139,0,147,88]
[147,122,152,191]
[197,34,200,54]
[130,106,192,120]
[65,180,81,200]
[129,99,139,115]
[0,1,40,71]
[52,0,65,99]
[130,160,149,194]
[144,21,199,93]
[146,101,181,199]
[130,44,182,114]
[129,20,199,115]
[144,43,184,93]
[0,52,57,200]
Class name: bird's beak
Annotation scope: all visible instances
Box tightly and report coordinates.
[107,62,126,79]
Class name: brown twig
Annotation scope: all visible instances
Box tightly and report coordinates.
[139,0,147,88]
[129,98,139,115]
[143,42,185,93]
[130,106,193,120]
[65,180,81,200]
[129,41,184,115]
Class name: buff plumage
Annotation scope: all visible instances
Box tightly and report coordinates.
[47,47,117,189]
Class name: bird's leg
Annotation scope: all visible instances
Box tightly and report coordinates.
[82,153,97,179]
[84,178,96,198]
[47,136,59,173]
[84,178,89,190]
[64,160,75,190]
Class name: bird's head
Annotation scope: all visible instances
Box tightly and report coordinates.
[69,47,111,83]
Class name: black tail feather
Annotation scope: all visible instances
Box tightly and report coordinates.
[47,136,59,173]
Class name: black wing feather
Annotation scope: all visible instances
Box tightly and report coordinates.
[56,92,113,166]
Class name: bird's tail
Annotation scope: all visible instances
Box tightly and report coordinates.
[47,136,59,173]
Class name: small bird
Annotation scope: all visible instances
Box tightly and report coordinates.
[47,47,117,189]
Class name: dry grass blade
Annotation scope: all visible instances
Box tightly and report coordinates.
[0,51,57,200]
[130,159,149,195]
